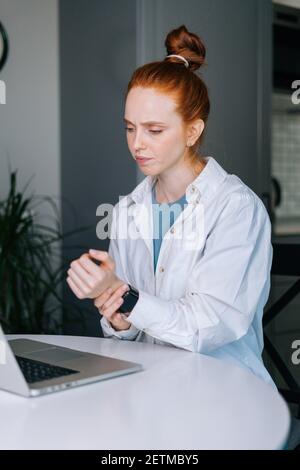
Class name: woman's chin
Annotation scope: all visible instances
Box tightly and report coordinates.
[138,167,158,177]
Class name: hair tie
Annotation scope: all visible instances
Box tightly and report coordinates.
[165,54,189,69]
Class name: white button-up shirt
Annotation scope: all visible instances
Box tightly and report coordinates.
[101,156,275,387]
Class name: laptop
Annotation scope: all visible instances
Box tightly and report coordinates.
[0,323,142,397]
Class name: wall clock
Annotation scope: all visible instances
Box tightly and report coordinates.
[0,21,9,72]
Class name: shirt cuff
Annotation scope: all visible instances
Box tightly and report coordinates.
[100,315,140,340]
[127,290,171,331]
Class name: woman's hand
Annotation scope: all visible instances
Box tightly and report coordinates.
[66,249,122,300]
[94,284,131,331]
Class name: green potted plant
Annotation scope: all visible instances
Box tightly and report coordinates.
[0,171,90,334]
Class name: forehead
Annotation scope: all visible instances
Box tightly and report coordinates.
[125,87,180,124]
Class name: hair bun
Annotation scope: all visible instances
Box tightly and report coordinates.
[164,25,206,71]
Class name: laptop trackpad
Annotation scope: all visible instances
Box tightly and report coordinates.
[27,348,85,363]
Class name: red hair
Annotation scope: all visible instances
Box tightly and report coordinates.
[125,25,210,164]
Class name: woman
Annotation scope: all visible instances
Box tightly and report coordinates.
[67,25,275,387]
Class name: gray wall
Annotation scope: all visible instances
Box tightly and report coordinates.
[59,0,137,335]
[0,0,60,204]
[137,0,273,200]
[0,0,61,334]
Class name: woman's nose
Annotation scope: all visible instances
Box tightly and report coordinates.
[133,130,146,151]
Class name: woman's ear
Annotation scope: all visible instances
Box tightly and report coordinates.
[186,119,205,146]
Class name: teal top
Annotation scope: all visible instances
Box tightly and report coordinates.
[151,183,187,272]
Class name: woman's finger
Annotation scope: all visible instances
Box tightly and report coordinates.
[69,260,93,287]
[66,276,85,299]
[67,268,90,294]
[89,250,115,271]
[94,288,113,309]
[78,253,104,277]
[102,284,128,311]
[101,297,124,321]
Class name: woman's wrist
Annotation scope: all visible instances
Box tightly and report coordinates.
[110,277,128,293]
[109,316,131,331]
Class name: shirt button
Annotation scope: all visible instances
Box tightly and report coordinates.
[191,186,195,193]
[170,227,175,234]
[159,266,165,273]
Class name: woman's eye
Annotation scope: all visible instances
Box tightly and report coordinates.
[125,127,162,134]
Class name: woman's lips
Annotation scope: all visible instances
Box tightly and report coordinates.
[136,156,153,165]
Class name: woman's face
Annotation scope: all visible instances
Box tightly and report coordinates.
[124,87,191,177]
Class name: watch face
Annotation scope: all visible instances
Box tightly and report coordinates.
[0,33,3,57]
[0,22,9,72]
[118,287,139,314]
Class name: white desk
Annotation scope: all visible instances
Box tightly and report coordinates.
[0,334,290,450]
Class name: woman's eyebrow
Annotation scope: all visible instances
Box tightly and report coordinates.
[123,118,167,126]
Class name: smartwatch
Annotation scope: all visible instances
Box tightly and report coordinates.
[118,284,139,315]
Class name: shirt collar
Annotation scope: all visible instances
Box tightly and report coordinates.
[128,156,228,205]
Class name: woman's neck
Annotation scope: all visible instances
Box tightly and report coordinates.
[155,158,206,204]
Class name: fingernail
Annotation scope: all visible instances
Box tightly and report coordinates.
[107,288,112,294]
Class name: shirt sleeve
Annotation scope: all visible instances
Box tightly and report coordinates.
[126,191,273,353]
[100,205,141,341]
[100,316,141,340]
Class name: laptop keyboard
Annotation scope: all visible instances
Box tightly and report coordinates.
[15,355,79,384]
